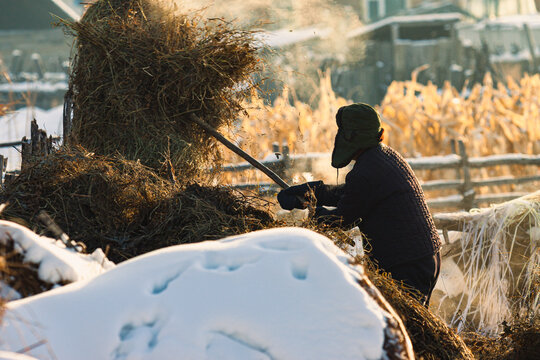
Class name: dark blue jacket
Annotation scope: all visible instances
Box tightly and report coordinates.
[315,144,441,269]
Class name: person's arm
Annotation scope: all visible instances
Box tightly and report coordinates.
[277,181,344,210]
[314,171,374,228]
[314,183,345,207]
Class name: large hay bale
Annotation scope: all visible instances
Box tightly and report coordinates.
[61,0,261,180]
[0,148,273,263]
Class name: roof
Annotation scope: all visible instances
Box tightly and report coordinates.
[404,1,478,20]
[347,12,463,39]
[474,14,540,30]
[0,0,80,31]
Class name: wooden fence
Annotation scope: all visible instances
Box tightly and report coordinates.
[223,140,540,211]
[0,119,58,187]
[2,129,539,210]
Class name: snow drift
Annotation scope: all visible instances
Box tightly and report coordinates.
[0,227,412,360]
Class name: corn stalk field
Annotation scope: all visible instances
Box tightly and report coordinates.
[220,70,540,196]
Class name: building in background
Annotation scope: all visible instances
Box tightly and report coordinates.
[361,0,538,23]
[0,0,81,108]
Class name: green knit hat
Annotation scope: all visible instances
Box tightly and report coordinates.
[331,103,383,168]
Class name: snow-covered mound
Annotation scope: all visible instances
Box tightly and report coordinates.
[0,220,114,285]
[0,227,412,360]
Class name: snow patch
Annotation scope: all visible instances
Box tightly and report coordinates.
[0,351,38,360]
[0,227,389,360]
[0,220,114,284]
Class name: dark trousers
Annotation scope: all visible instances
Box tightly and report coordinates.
[386,251,441,307]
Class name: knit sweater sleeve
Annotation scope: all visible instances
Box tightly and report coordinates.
[315,184,346,207]
[315,170,373,228]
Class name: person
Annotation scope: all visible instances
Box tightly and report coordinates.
[277,103,441,306]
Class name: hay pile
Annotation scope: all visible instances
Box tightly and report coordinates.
[0,148,273,263]
[462,320,540,360]
[61,0,261,180]
[347,257,475,360]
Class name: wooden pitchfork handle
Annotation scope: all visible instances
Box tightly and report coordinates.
[190,114,290,189]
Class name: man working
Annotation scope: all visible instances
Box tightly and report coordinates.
[277,103,441,306]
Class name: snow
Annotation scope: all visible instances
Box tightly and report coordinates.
[529,226,540,242]
[490,49,532,63]
[347,12,462,39]
[434,257,467,298]
[0,82,68,93]
[473,14,540,30]
[469,153,540,164]
[51,0,81,21]
[0,227,391,360]
[0,220,114,284]
[260,152,331,162]
[0,283,20,302]
[405,154,461,167]
[0,351,37,360]
[0,106,64,171]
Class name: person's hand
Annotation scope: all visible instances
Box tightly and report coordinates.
[277,181,323,210]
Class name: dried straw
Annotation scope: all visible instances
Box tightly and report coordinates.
[60,0,261,181]
[461,319,540,360]
[347,255,475,360]
[0,236,55,298]
[436,192,539,336]
[0,148,274,263]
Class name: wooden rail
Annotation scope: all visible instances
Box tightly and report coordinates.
[223,140,540,210]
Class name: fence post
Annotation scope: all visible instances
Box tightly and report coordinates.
[271,142,287,181]
[21,136,31,170]
[10,49,23,80]
[21,120,52,170]
[63,90,73,143]
[458,140,475,210]
[281,142,291,183]
[31,53,44,80]
[523,23,538,73]
[0,155,4,188]
[30,119,52,157]
[450,139,461,181]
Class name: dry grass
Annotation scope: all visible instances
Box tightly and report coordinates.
[461,319,540,360]
[60,0,261,182]
[229,70,540,160]
[0,235,55,298]
[434,192,539,336]
[379,71,540,157]
[0,148,273,263]
[365,266,475,360]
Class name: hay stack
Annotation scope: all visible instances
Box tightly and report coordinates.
[61,0,260,180]
[0,148,273,263]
